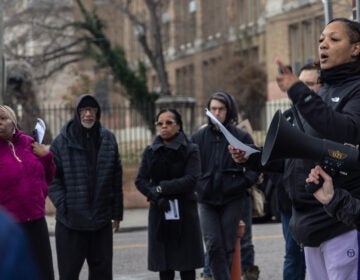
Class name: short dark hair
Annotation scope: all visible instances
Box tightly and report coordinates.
[299,61,320,74]
[327,18,360,44]
[155,108,183,131]
[299,61,321,86]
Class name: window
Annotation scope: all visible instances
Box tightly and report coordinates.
[289,17,324,74]
[303,21,314,63]
[176,0,196,49]
[290,24,301,74]
[176,64,195,95]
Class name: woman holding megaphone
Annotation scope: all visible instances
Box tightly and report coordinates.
[230,17,360,280]
[306,165,360,231]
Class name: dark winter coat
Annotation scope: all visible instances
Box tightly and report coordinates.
[49,95,123,231]
[324,188,360,231]
[246,63,360,247]
[135,132,204,271]
[191,124,259,205]
[286,69,360,247]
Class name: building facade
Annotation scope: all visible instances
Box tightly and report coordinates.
[4,0,355,129]
[89,0,354,129]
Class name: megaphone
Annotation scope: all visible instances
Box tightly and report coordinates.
[261,110,359,192]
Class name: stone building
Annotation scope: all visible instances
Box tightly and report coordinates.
[85,0,354,129]
[4,0,355,129]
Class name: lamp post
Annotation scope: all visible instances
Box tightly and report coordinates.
[322,0,333,24]
[351,0,360,22]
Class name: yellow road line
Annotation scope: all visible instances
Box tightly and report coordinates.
[253,234,283,240]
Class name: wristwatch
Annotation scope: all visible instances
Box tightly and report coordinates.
[156,185,162,193]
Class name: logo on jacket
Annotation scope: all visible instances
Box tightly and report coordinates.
[331,97,340,102]
[328,149,347,160]
[347,249,356,258]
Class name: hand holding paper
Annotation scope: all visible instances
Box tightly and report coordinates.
[206,109,259,158]
[33,118,46,144]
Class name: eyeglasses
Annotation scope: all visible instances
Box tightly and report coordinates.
[209,106,227,113]
[155,120,176,127]
[79,107,98,114]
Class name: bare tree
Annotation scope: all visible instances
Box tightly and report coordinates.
[3,0,158,132]
[5,60,52,142]
[117,0,171,96]
[225,57,267,130]
[4,0,85,81]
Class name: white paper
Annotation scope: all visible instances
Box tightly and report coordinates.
[205,109,259,158]
[34,118,46,144]
[164,199,180,220]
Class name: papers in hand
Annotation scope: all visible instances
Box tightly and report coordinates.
[33,118,46,144]
[164,199,180,220]
[205,109,259,158]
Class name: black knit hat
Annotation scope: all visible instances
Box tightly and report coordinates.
[78,96,99,109]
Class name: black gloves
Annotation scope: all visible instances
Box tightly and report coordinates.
[147,187,160,203]
[147,186,170,212]
[157,198,170,212]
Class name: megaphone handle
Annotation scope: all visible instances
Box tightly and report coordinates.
[305,177,324,194]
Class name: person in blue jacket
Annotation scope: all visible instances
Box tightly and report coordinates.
[0,208,40,280]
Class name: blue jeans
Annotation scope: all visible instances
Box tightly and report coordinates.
[281,212,306,280]
[202,250,212,277]
[198,199,243,280]
[239,191,254,272]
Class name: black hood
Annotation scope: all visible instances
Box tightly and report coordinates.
[206,91,236,126]
[72,94,101,148]
[75,94,101,123]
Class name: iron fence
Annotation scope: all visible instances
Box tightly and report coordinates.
[24,100,290,164]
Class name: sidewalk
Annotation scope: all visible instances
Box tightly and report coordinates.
[46,207,149,235]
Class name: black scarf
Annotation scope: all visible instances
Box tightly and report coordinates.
[320,61,360,85]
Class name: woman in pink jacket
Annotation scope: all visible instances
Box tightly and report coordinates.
[0,105,55,280]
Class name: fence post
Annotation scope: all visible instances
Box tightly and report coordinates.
[231,220,246,280]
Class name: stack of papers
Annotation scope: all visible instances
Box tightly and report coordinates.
[205,109,259,158]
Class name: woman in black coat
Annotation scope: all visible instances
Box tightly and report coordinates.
[135,108,204,280]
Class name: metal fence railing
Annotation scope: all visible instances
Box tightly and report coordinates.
[22,100,290,164]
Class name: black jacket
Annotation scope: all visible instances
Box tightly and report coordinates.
[191,123,259,205]
[246,66,360,246]
[286,72,360,247]
[324,188,360,231]
[49,95,123,231]
[135,132,204,271]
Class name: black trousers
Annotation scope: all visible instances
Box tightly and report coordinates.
[160,270,196,280]
[21,217,55,280]
[55,221,113,280]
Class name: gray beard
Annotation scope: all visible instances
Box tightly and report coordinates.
[81,121,95,129]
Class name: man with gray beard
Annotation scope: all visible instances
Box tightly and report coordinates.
[49,94,123,280]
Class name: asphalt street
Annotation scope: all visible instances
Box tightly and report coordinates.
[48,209,286,280]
